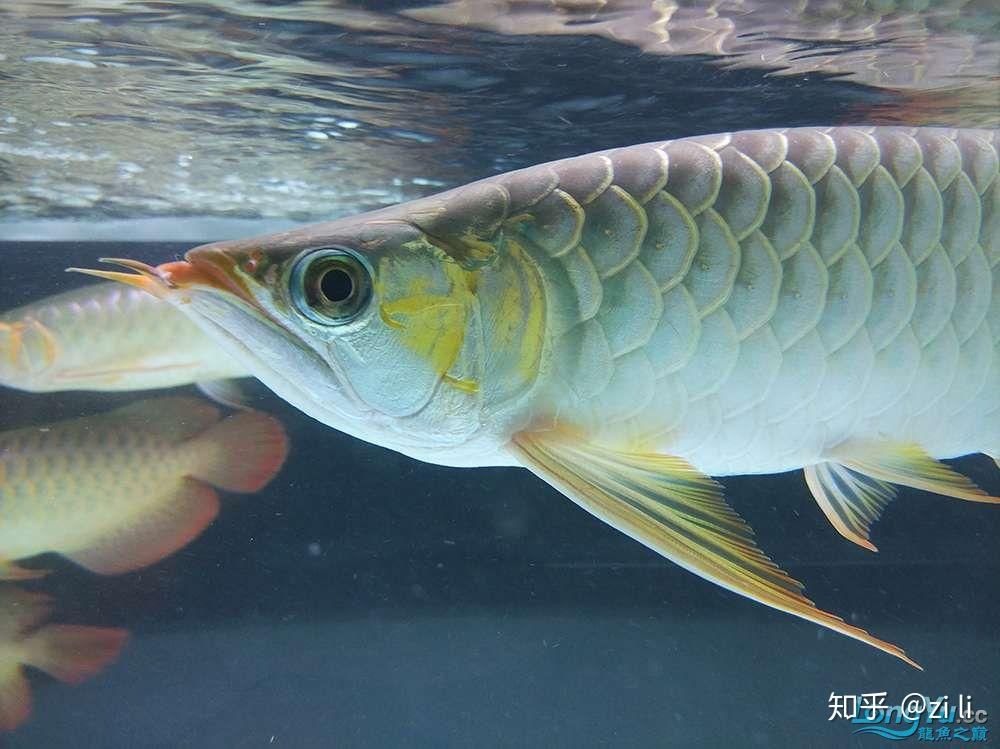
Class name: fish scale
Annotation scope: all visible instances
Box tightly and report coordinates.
[510,127,999,475]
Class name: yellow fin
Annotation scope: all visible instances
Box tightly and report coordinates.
[804,463,896,552]
[511,429,920,669]
[829,443,1000,504]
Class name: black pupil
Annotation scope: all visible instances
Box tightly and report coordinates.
[319,267,354,304]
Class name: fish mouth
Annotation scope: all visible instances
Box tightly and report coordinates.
[183,246,261,308]
[68,249,260,309]
[66,257,182,298]
[179,289,386,436]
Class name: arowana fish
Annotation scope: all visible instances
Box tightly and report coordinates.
[75,126,1000,668]
[0,282,248,402]
[0,397,288,579]
[0,584,127,731]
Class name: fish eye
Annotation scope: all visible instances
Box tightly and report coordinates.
[290,248,372,324]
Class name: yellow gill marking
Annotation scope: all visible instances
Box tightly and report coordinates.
[456,227,499,265]
[374,234,545,398]
[442,374,480,394]
[492,247,523,354]
[377,256,476,392]
[500,238,545,382]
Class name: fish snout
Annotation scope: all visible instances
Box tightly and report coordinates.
[183,245,259,304]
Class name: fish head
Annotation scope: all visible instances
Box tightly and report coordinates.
[72,197,547,465]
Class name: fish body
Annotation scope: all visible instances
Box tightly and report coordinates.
[0,585,127,731]
[78,126,999,667]
[0,282,248,394]
[530,127,1000,478]
[0,397,288,578]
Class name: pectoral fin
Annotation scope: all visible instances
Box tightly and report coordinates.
[511,429,919,669]
[196,379,252,410]
[828,442,999,504]
[804,463,896,551]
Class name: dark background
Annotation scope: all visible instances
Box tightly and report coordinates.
[1,12,997,747]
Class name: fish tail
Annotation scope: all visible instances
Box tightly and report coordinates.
[188,410,289,492]
[0,626,118,732]
[22,624,128,685]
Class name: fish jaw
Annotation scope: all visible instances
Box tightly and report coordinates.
[178,266,390,436]
[173,283,518,465]
[184,236,534,464]
[69,255,360,416]
[67,259,191,299]
[180,288,375,427]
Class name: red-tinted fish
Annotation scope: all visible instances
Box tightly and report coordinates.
[0,584,128,731]
[0,397,288,579]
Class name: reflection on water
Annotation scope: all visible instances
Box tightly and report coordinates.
[2,0,996,224]
[410,0,1000,93]
[0,0,465,219]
